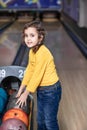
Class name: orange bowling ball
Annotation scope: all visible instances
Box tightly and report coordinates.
[2,108,29,126]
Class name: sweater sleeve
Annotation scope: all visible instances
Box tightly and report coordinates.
[26,54,47,93]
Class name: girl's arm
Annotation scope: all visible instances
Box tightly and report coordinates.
[16,84,25,97]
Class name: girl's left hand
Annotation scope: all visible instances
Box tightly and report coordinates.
[16,90,29,107]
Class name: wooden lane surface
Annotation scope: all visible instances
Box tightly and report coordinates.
[0,21,27,66]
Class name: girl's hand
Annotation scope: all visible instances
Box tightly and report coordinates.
[16,89,29,107]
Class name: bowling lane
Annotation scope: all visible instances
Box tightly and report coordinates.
[0,18,87,130]
[0,22,8,28]
[0,20,27,66]
[46,22,87,130]
[32,21,87,130]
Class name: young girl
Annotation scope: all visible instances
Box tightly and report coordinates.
[16,20,62,130]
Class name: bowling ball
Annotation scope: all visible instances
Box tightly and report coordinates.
[0,88,8,113]
[0,97,6,113]
[0,126,3,130]
[0,88,8,101]
[0,118,27,130]
[6,91,30,114]
[2,108,29,126]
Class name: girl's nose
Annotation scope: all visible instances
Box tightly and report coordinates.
[27,37,30,41]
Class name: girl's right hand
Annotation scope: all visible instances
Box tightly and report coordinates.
[16,89,29,107]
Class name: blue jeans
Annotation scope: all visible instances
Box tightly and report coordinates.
[37,81,62,130]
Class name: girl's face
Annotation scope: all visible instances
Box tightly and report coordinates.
[24,27,40,48]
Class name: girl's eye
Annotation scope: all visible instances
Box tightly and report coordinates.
[30,34,34,37]
[24,33,35,38]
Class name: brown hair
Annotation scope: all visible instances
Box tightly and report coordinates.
[22,20,46,52]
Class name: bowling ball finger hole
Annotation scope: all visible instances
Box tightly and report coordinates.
[19,125,22,129]
[14,112,18,116]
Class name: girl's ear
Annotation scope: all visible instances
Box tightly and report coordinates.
[39,35,43,42]
[38,35,43,45]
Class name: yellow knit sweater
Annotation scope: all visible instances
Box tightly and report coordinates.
[22,45,59,92]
